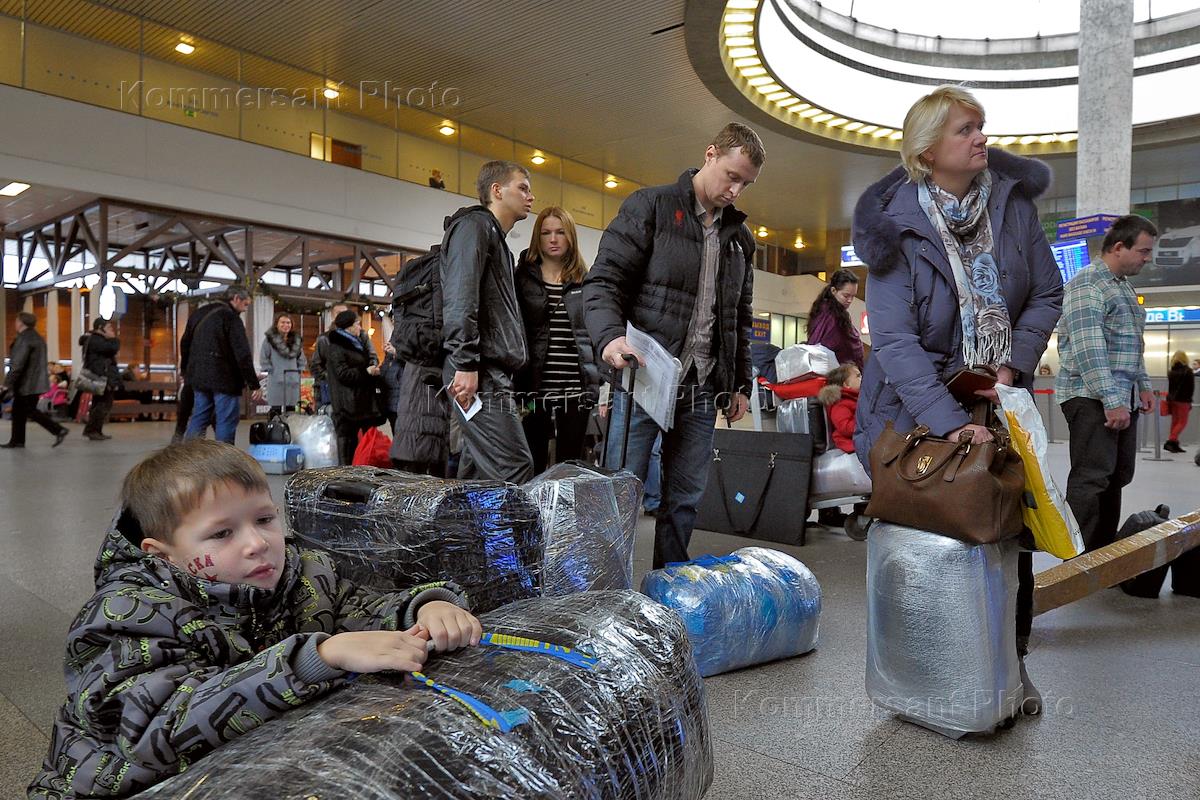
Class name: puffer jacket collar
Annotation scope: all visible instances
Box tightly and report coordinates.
[104,508,302,619]
[674,169,748,240]
[852,147,1052,278]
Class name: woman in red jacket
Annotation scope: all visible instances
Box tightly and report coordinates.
[817,363,861,453]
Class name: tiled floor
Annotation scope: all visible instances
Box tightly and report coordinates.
[1,420,1198,799]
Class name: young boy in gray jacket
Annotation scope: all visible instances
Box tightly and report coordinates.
[29,439,480,799]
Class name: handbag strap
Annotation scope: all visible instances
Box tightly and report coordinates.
[712,448,778,536]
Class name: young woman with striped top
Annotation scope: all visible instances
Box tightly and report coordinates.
[515,207,601,474]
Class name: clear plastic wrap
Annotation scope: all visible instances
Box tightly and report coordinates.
[774,343,838,382]
[524,462,642,596]
[135,591,713,800]
[285,467,543,614]
[639,546,821,677]
[810,449,872,500]
[776,397,828,452]
[292,413,338,468]
[866,523,1021,738]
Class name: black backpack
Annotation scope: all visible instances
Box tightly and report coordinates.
[250,413,292,445]
[391,245,444,367]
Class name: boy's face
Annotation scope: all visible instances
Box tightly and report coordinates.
[141,484,286,591]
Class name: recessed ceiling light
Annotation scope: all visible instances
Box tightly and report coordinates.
[438,124,456,136]
[724,24,754,36]
[755,83,782,95]
[798,107,822,118]
[728,47,756,58]
[724,12,756,23]
[889,131,903,140]
[746,76,773,86]
[604,177,619,189]
[843,121,863,132]
[812,113,834,123]
[322,87,340,100]
[732,57,761,67]
[174,41,195,55]
[725,37,755,47]
[1019,134,1038,144]
[0,181,30,196]
[776,97,800,108]
[739,66,767,78]
[1060,132,1079,142]
[857,124,878,134]
[825,117,848,127]
[1038,133,1057,143]
[766,91,790,102]
[531,153,546,165]
[756,227,769,238]
[872,128,893,138]
[794,235,806,249]
[998,135,1018,145]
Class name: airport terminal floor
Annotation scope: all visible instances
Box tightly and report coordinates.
[0,420,1197,800]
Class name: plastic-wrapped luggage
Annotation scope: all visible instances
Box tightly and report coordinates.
[776,397,828,453]
[524,461,642,596]
[285,467,543,614]
[292,413,338,468]
[866,523,1021,738]
[640,547,821,677]
[810,449,871,499]
[135,591,713,800]
[774,343,838,382]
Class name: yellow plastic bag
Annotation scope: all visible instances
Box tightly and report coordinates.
[995,385,1084,559]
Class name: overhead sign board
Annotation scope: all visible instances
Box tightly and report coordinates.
[1056,214,1118,241]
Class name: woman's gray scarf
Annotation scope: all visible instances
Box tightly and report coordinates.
[917,172,1012,369]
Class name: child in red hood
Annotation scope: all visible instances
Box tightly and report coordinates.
[817,363,861,453]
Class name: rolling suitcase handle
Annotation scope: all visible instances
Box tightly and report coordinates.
[601,354,639,471]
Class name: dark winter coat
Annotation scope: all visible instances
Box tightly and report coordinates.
[4,327,50,396]
[28,511,465,799]
[389,363,450,466]
[1168,362,1195,403]
[850,148,1063,470]
[180,301,260,395]
[583,169,756,400]
[807,303,864,370]
[80,331,122,385]
[310,328,376,385]
[514,252,601,404]
[325,329,383,424]
[440,205,528,375]
[259,329,307,407]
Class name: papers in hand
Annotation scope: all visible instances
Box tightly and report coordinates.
[624,323,683,430]
[452,391,483,421]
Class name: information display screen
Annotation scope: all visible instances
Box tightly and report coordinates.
[1051,239,1089,284]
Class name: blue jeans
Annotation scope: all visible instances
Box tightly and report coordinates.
[186,390,241,444]
[606,379,718,568]
[643,435,663,512]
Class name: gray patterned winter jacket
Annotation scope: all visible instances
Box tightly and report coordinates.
[28,514,465,799]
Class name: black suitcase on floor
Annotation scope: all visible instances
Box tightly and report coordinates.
[284,467,543,613]
[694,429,814,546]
[1118,505,1171,598]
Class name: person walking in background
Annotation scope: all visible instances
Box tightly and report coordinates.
[325,310,384,465]
[180,286,260,445]
[806,268,864,369]
[516,206,600,474]
[1,312,69,449]
[1164,349,1194,453]
[79,318,121,441]
[259,312,307,417]
[1055,214,1158,552]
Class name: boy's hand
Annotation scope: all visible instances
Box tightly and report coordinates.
[317,625,430,673]
[416,600,482,652]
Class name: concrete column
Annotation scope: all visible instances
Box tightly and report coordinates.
[251,295,274,371]
[1075,0,1135,218]
[45,289,59,360]
[70,287,83,368]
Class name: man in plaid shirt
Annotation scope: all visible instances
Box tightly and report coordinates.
[1055,214,1158,552]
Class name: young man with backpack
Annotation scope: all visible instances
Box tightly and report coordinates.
[435,160,535,481]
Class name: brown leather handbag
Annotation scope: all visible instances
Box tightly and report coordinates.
[865,405,1025,544]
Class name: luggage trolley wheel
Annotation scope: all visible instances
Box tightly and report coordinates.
[844,513,871,541]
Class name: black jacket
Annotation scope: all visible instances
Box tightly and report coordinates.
[514,252,600,404]
[1168,362,1195,404]
[4,327,49,396]
[325,330,382,423]
[583,170,756,400]
[311,328,377,384]
[180,301,260,395]
[80,332,121,384]
[439,205,527,375]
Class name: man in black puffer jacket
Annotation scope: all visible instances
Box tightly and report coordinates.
[441,160,534,482]
[179,286,260,444]
[584,123,764,567]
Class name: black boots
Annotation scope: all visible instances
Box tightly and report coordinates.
[1164,440,1186,453]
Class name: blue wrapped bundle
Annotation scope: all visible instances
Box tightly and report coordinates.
[640,547,821,677]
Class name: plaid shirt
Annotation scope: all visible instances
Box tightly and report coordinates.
[1054,259,1151,410]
